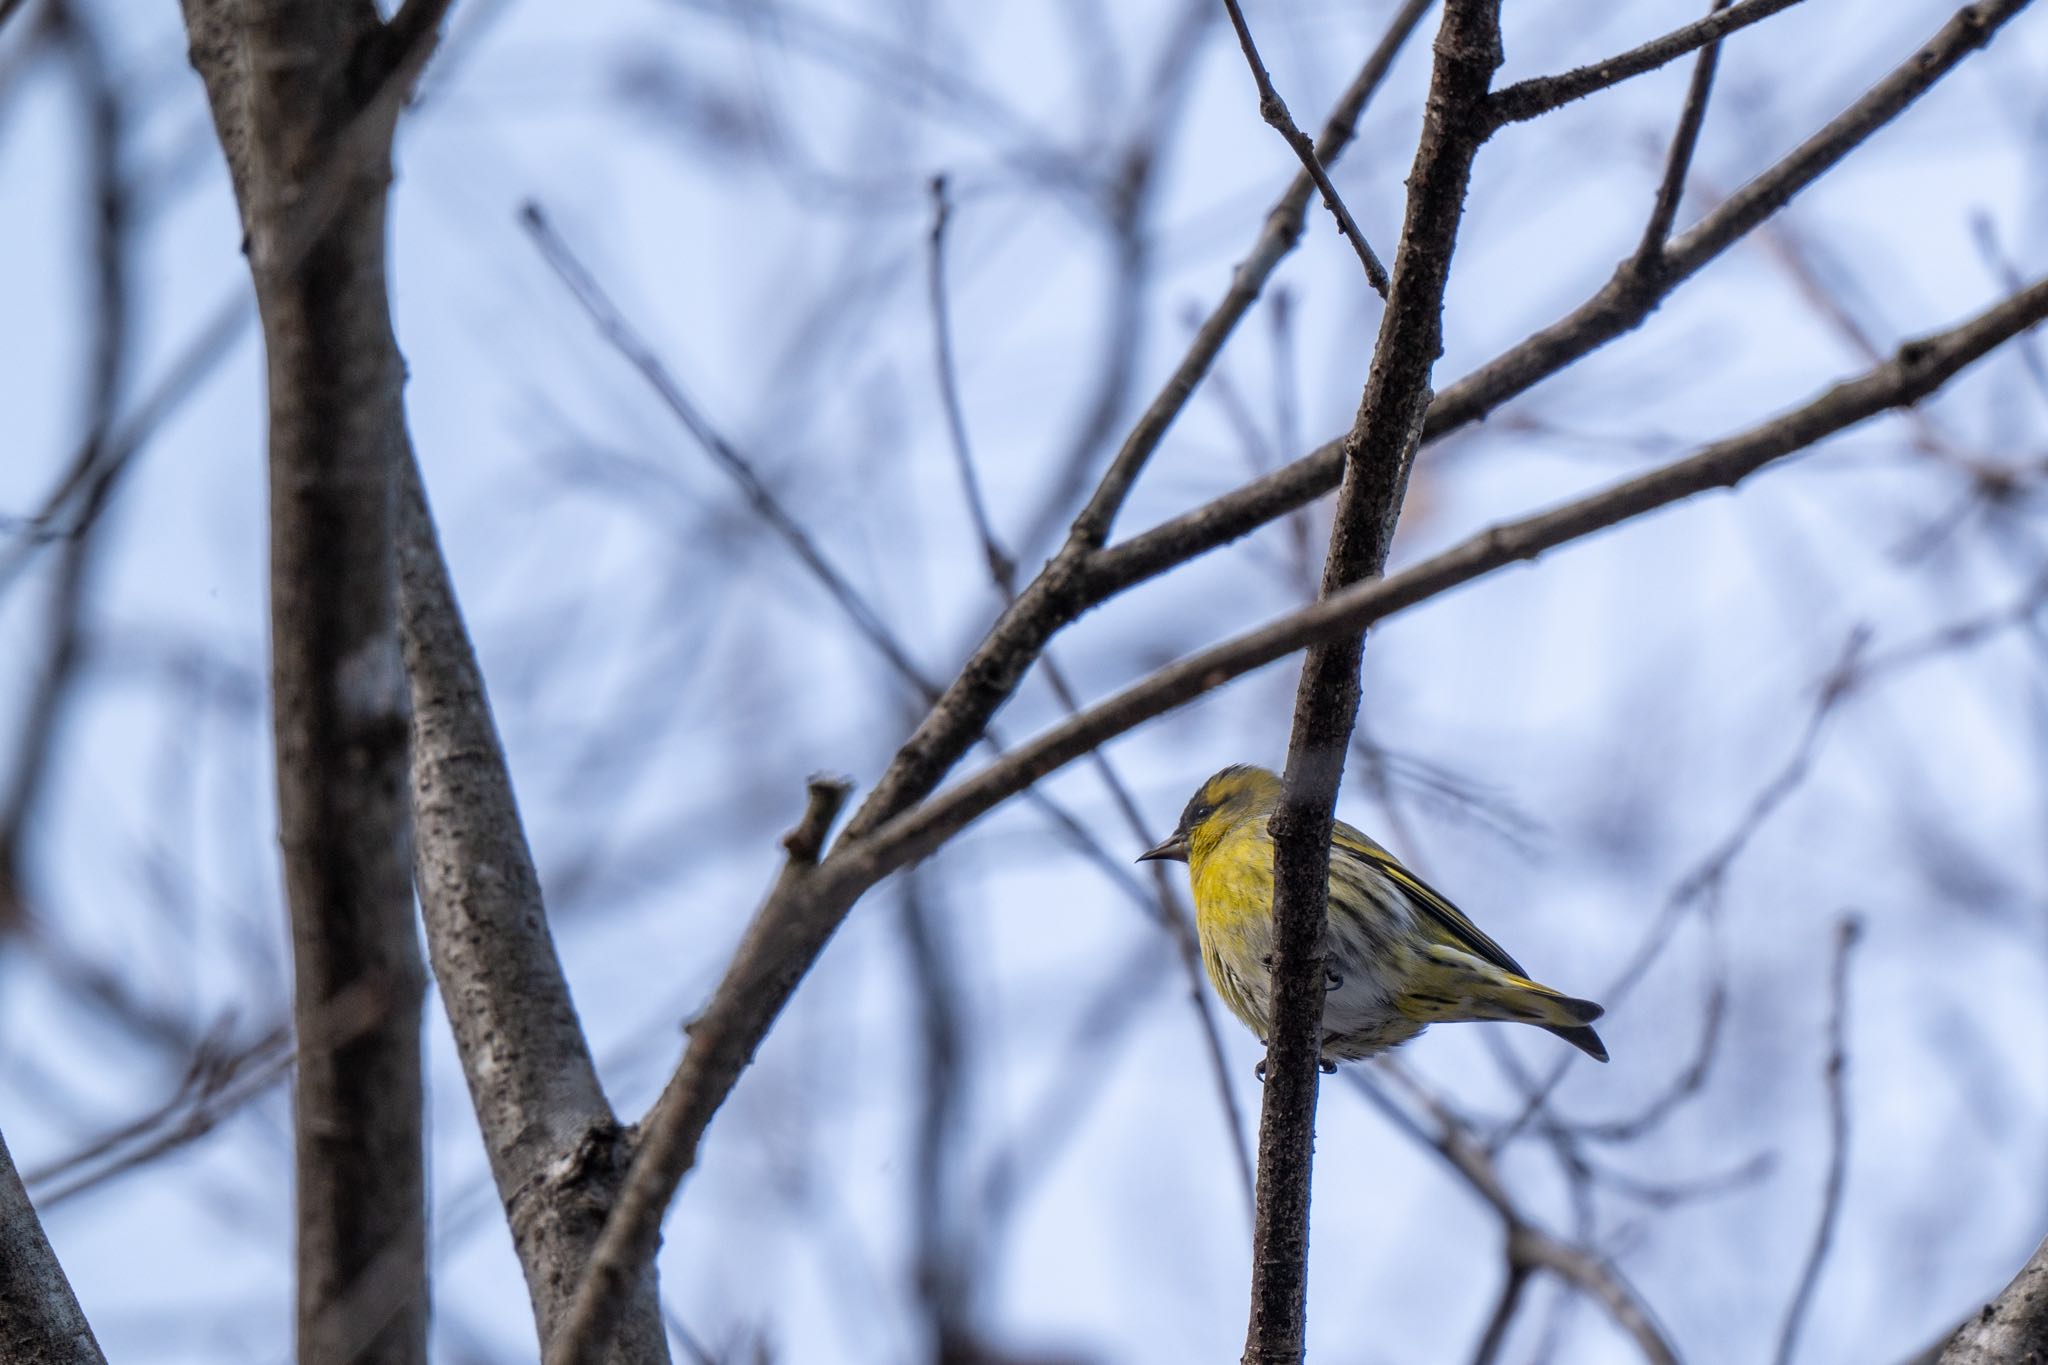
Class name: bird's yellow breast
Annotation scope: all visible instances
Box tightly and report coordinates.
[1188,826,1279,1034]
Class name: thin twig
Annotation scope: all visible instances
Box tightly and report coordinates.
[1773,914,1862,1365]
[1489,0,1809,125]
[1469,1263,1534,1365]
[546,779,851,1365]
[1220,0,1389,295]
[1633,0,1732,267]
[1351,1068,1681,1365]
[524,202,927,687]
[1498,632,1867,1145]
[29,1029,293,1208]
[925,176,1013,589]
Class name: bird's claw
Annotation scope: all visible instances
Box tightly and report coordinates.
[1254,1057,1338,1079]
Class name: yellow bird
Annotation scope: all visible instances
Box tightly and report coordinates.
[1140,765,1606,1066]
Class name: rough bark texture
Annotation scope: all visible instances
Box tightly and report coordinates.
[1246,3,1503,1361]
[179,3,442,1361]
[396,454,670,1363]
[0,1129,104,1365]
[1938,1235,2048,1364]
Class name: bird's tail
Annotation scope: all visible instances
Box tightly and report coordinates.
[1405,952,1609,1062]
[1502,977,1608,1063]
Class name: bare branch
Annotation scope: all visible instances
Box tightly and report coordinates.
[781,775,853,863]
[177,1,458,1358]
[27,1027,291,1209]
[1351,1068,1679,1365]
[545,779,851,1365]
[925,175,1014,589]
[1220,0,1390,296]
[1632,0,1730,265]
[1468,1262,1533,1365]
[1774,915,1861,1365]
[396,451,671,1362]
[526,200,1166,915]
[1489,0,1809,125]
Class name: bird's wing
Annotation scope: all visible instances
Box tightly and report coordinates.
[1330,822,1529,978]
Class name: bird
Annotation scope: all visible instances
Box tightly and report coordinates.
[1139,764,1606,1067]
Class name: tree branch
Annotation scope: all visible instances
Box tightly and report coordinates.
[396,451,671,1362]
[0,1125,103,1365]
[1351,1068,1679,1365]
[1774,915,1861,1365]
[1221,0,1390,296]
[1488,0,1808,125]
[178,2,455,1359]
[544,779,851,1365]
[1248,3,1503,1358]
[1632,0,1730,266]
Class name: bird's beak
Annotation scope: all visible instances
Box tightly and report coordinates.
[1137,832,1189,864]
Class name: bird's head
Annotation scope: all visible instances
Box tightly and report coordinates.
[1137,764,1281,867]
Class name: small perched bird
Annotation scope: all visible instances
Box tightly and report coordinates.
[1140,765,1606,1067]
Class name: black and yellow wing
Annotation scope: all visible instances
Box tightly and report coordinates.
[1329,821,1528,977]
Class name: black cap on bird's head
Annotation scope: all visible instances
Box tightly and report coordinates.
[1137,765,1281,864]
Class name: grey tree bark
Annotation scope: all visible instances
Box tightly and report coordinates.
[0,1127,103,1365]
[397,452,672,1362]
[178,3,453,1360]
[1935,1235,2048,1365]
